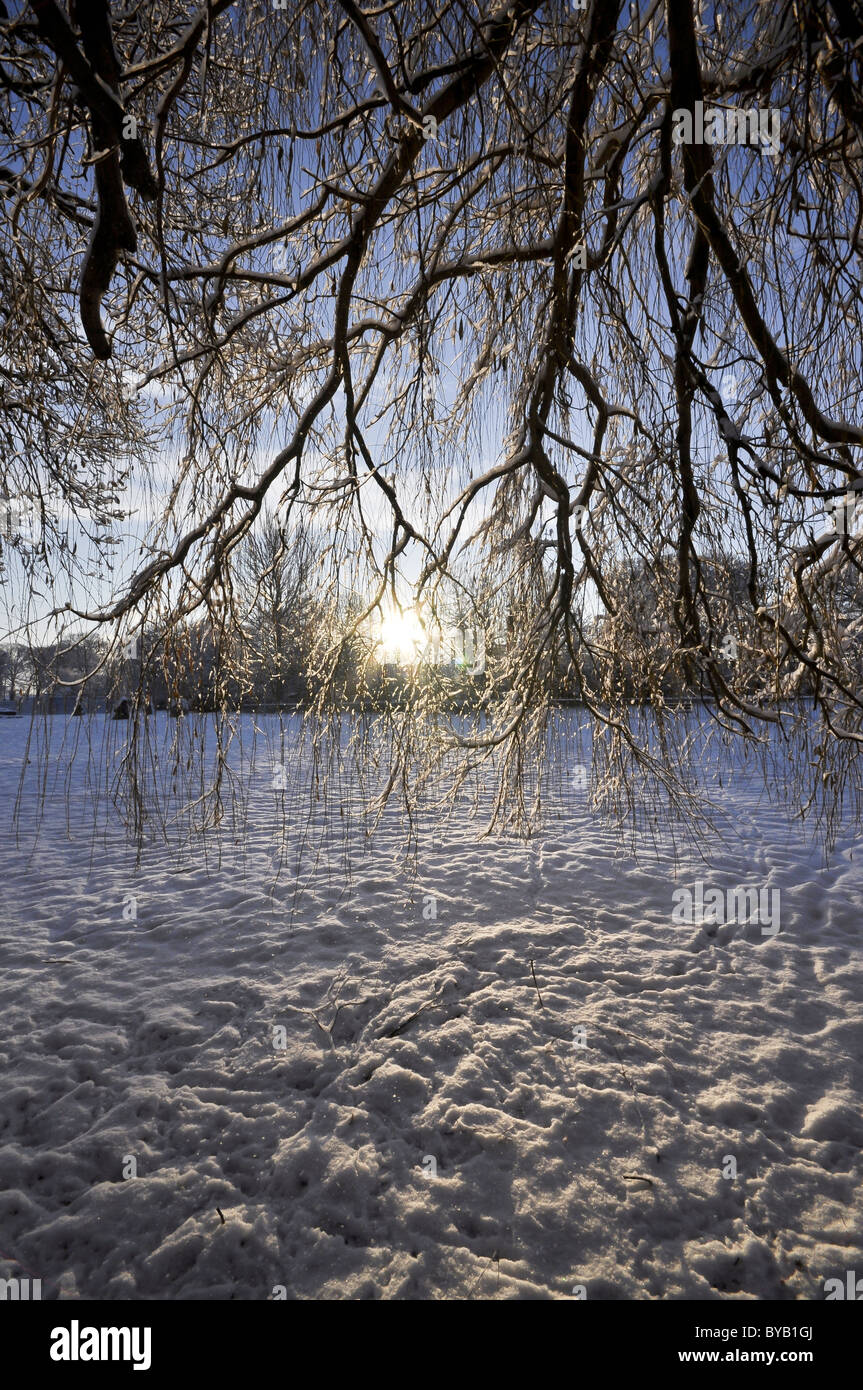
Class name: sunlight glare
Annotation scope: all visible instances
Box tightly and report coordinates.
[377,607,426,665]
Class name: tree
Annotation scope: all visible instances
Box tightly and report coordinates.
[235,512,316,707]
[0,641,26,700]
[2,0,863,837]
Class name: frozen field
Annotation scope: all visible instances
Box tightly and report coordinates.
[0,711,861,1300]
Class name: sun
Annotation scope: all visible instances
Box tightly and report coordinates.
[376,607,426,665]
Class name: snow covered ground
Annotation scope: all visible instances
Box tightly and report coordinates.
[0,711,861,1300]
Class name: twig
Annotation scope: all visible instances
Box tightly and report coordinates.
[529,956,544,1008]
[611,1042,647,1131]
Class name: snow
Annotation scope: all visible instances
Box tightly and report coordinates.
[0,711,861,1300]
